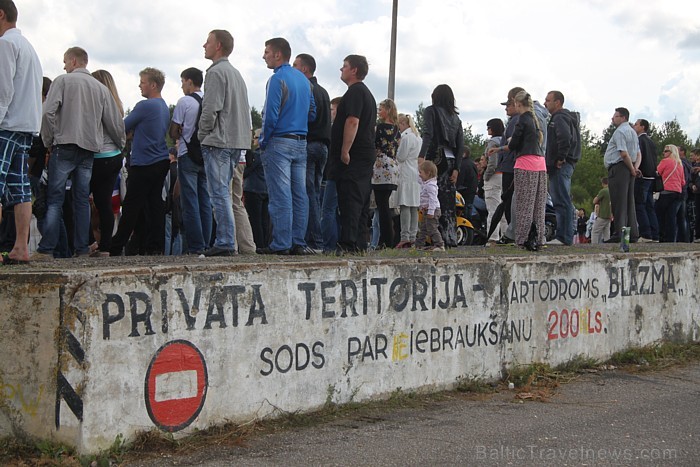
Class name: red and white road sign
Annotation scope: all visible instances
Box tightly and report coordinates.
[144,340,208,432]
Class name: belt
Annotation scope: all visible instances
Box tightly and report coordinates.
[280,134,306,141]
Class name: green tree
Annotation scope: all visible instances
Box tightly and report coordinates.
[414,102,426,135]
[653,118,692,152]
[462,123,485,159]
[251,106,262,131]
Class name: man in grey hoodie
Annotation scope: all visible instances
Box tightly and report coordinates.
[544,90,581,246]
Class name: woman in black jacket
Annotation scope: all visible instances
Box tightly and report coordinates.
[418,84,464,247]
[502,91,547,249]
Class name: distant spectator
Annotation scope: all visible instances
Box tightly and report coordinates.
[418,84,464,247]
[243,129,270,251]
[632,118,659,242]
[591,177,611,243]
[395,113,420,249]
[656,144,685,242]
[89,69,125,257]
[576,208,588,244]
[169,66,212,255]
[482,117,505,245]
[372,98,400,249]
[456,148,478,221]
[676,145,692,242]
[320,96,343,253]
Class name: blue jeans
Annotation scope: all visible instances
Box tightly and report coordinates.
[320,179,339,252]
[164,212,183,255]
[179,153,212,253]
[305,141,328,248]
[203,146,237,250]
[370,209,380,248]
[634,177,658,240]
[261,137,308,251]
[38,145,93,255]
[676,196,689,242]
[548,161,575,245]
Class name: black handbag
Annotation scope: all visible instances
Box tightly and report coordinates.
[653,173,664,192]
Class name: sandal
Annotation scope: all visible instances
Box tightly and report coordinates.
[1,253,29,265]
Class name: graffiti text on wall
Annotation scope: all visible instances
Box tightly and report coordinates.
[102,285,268,339]
[547,308,604,341]
[257,318,533,375]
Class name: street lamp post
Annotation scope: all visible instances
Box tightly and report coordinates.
[388,0,398,100]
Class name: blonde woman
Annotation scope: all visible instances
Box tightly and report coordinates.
[655,144,685,242]
[395,113,420,248]
[372,98,400,248]
[90,69,125,256]
[504,90,547,249]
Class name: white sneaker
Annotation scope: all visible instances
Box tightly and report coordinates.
[547,239,565,245]
[432,246,446,252]
[694,238,700,243]
[638,237,654,243]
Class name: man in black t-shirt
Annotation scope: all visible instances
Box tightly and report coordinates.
[327,54,376,253]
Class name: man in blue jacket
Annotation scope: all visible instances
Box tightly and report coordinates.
[259,37,316,255]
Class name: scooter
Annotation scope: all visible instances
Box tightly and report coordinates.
[417,192,477,247]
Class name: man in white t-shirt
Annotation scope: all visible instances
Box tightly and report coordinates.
[169,67,212,254]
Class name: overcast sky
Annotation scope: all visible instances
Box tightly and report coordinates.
[16,0,700,143]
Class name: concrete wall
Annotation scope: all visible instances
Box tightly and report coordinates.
[1,252,698,453]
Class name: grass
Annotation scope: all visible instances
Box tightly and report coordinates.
[607,341,700,370]
[3,342,699,464]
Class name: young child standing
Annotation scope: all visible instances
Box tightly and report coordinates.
[415,160,444,251]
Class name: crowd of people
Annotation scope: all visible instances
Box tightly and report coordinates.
[2,0,699,265]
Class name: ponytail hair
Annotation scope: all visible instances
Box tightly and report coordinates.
[398,113,420,137]
[513,90,543,146]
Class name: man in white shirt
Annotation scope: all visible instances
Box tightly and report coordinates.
[0,0,42,264]
[169,67,212,254]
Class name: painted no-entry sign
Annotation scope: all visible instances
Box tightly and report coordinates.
[144,340,208,432]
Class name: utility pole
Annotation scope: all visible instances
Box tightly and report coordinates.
[388,0,398,100]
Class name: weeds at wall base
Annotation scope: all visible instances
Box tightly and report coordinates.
[2,342,699,464]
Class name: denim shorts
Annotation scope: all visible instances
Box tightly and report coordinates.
[0,130,32,206]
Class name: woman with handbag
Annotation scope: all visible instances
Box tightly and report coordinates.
[655,144,685,242]
[418,85,464,247]
[372,98,401,249]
